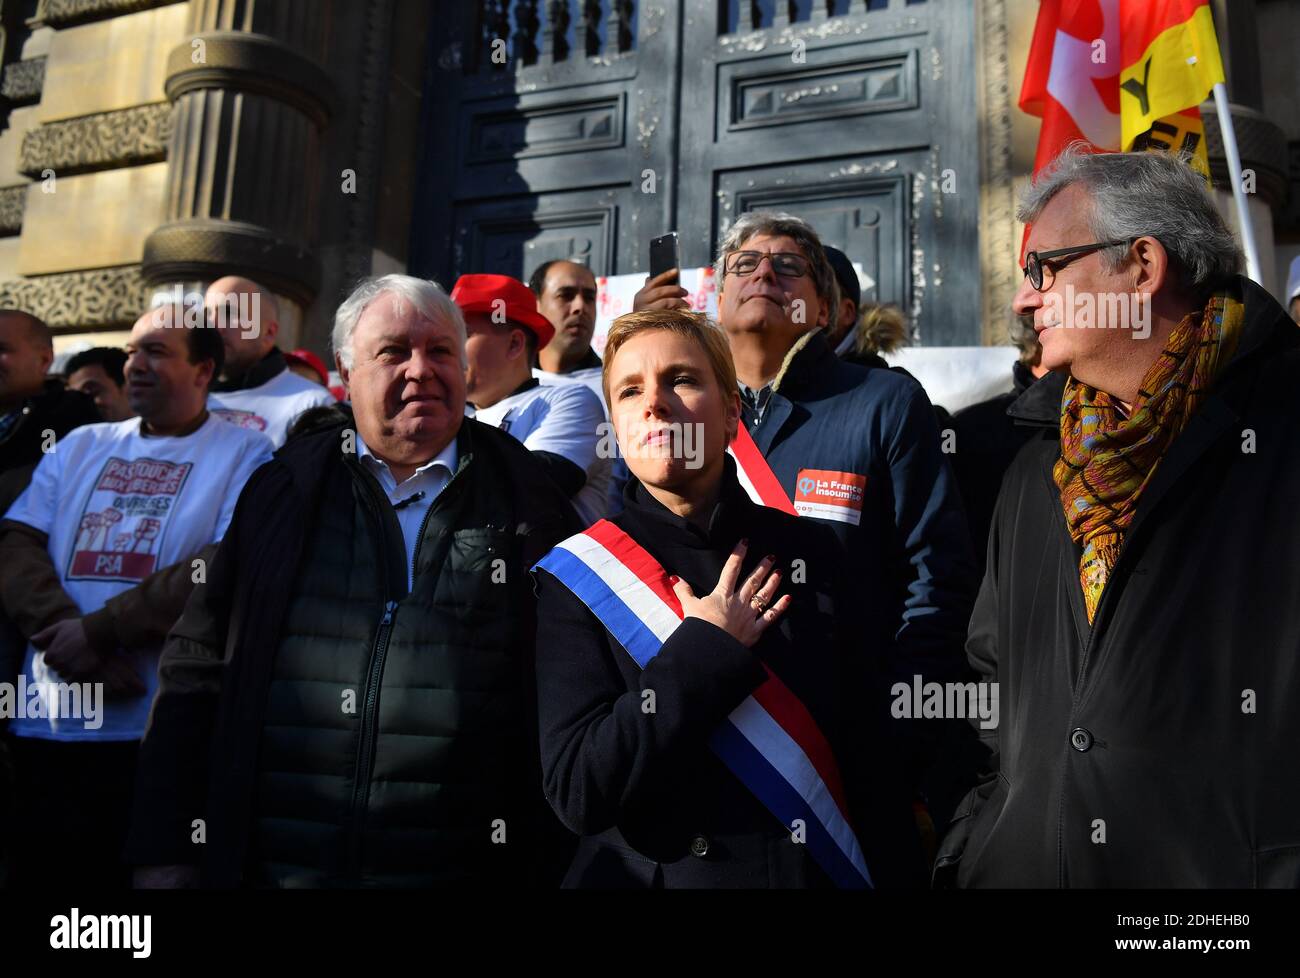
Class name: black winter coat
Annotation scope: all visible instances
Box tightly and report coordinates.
[534,459,924,888]
[0,380,99,689]
[937,277,1300,888]
[950,361,1039,568]
[128,413,580,887]
[0,379,100,511]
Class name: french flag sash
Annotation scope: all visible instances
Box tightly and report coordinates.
[727,424,796,514]
[535,518,873,889]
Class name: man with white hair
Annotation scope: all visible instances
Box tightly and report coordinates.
[205,275,334,447]
[939,146,1300,888]
[128,274,578,889]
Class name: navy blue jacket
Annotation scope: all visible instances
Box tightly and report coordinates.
[743,330,978,693]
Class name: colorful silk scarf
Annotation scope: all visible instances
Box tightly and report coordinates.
[1054,289,1245,623]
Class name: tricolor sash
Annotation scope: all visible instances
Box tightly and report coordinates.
[727,424,795,514]
[535,519,873,888]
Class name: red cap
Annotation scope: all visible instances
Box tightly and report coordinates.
[284,347,330,386]
[450,273,555,349]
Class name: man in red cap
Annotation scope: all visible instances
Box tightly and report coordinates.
[451,273,609,525]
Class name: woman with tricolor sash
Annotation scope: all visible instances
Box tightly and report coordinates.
[532,309,916,888]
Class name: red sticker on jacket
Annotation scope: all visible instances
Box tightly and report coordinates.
[793,469,867,525]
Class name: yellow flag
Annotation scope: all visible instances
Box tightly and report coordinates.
[1119,1,1225,175]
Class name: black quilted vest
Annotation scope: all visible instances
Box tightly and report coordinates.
[248,448,537,887]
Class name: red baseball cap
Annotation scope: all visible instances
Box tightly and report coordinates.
[284,347,330,386]
[450,273,555,349]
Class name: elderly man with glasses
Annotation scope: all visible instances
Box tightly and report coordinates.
[937,146,1300,888]
[636,212,978,887]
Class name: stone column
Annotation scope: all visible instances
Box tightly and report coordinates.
[141,0,337,337]
[1204,0,1288,293]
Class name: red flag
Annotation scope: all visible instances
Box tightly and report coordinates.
[1021,0,1122,175]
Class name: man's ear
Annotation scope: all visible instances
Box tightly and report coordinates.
[37,346,54,374]
[195,357,216,391]
[508,327,527,361]
[815,296,831,329]
[1130,235,1169,297]
[335,351,351,394]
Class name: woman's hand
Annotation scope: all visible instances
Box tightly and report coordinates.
[669,540,792,648]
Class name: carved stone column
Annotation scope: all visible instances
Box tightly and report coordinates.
[141,0,336,315]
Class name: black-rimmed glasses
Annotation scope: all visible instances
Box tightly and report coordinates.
[725,251,812,279]
[1022,239,1133,291]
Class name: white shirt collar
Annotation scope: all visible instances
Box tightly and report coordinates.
[355,431,458,491]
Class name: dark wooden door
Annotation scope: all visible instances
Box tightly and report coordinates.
[411,1,682,285]
[413,0,981,345]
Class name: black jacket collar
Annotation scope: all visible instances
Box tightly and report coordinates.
[772,329,835,397]
[212,348,286,393]
[1007,370,1067,428]
[619,455,752,552]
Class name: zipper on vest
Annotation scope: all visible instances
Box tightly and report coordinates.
[349,598,398,877]
[410,503,437,584]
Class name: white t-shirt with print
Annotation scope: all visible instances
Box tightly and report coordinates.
[2,415,273,741]
[208,366,335,449]
[471,382,609,526]
[534,365,630,516]
[533,364,605,403]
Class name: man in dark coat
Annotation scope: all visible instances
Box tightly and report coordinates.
[129,275,579,888]
[0,310,100,510]
[949,314,1045,569]
[0,309,100,886]
[938,147,1300,888]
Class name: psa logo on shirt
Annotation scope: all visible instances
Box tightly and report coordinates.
[67,457,192,583]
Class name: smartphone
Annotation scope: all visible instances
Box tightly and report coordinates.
[649,232,679,282]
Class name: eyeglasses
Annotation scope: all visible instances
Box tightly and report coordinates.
[725,251,812,279]
[1022,239,1133,291]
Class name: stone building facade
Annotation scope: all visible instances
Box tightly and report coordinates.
[0,0,1291,357]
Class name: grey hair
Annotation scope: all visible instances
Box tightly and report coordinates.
[714,210,835,306]
[332,274,466,369]
[1018,144,1242,295]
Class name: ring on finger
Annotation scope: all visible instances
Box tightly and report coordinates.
[751,597,767,613]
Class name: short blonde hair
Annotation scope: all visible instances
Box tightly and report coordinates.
[602,309,738,409]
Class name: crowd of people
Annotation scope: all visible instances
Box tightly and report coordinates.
[1,145,1298,890]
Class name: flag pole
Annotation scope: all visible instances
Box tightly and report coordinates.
[1212,82,1263,283]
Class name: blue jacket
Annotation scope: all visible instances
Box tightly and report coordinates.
[742,330,977,686]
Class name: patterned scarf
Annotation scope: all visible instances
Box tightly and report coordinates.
[1054,288,1245,623]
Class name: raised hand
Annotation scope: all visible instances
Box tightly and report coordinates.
[632,268,690,312]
